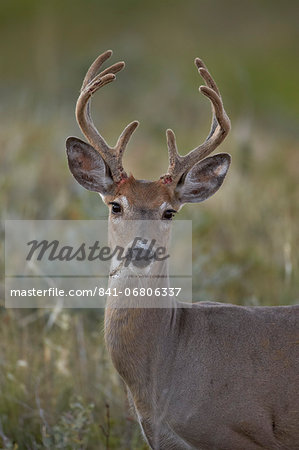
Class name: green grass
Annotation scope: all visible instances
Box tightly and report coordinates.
[0,309,146,449]
[1,107,298,450]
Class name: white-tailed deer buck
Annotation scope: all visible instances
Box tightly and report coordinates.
[66,51,299,449]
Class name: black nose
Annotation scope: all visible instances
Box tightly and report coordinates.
[126,246,154,268]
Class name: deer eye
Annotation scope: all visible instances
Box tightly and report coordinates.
[109,202,122,214]
[162,209,176,220]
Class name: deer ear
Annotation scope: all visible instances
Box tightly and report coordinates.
[176,153,231,204]
[66,137,115,195]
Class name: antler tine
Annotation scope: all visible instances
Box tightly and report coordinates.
[81,50,113,90]
[161,58,230,185]
[76,50,139,182]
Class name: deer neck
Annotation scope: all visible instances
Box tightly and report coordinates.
[104,253,177,386]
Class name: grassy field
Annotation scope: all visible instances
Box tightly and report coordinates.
[1,0,298,448]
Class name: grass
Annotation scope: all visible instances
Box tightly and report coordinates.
[0,309,146,449]
[1,104,298,449]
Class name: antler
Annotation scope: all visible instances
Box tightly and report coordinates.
[160,58,231,185]
[76,50,139,183]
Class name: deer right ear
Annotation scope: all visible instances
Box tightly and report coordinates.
[175,153,231,204]
[66,137,115,195]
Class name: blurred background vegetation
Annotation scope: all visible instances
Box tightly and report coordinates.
[0,0,298,448]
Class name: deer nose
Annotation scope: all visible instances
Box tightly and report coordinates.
[126,239,156,269]
[127,246,154,269]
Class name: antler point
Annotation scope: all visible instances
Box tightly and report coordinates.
[199,85,208,92]
[195,57,204,69]
[166,128,175,136]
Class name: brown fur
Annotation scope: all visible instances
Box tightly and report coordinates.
[66,51,299,449]
[103,176,178,209]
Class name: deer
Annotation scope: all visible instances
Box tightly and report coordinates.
[66,50,299,449]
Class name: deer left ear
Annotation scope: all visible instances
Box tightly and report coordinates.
[66,137,116,195]
[175,153,231,204]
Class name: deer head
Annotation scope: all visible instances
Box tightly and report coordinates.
[66,50,231,231]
